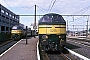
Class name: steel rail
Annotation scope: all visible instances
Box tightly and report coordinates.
[61,52,72,60]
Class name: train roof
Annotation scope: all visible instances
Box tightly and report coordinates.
[12,25,25,30]
[39,13,66,25]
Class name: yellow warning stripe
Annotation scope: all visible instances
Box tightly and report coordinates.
[39,25,66,27]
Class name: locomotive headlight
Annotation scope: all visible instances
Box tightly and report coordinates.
[42,35,48,39]
[46,36,48,38]
[58,36,61,38]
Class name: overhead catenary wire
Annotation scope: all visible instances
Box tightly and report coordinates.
[36,5,48,11]
[48,0,54,12]
[73,6,90,15]
[69,6,90,32]
[71,5,90,21]
[36,5,45,14]
[48,0,57,12]
[3,0,13,10]
[20,5,34,14]
[17,14,90,16]
[66,5,90,25]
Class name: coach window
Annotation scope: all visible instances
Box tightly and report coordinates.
[9,14,11,17]
[12,16,14,18]
[15,16,17,19]
[1,9,4,13]
[6,12,8,15]
[14,16,16,19]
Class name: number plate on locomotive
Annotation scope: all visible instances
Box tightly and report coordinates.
[50,29,57,32]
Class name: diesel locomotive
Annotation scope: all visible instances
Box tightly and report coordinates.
[11,25,26,41]
[11,25,37,41]
[38,13,66,51]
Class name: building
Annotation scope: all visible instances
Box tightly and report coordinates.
[0,4,19,33]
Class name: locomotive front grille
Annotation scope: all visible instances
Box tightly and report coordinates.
[48,35,60,43]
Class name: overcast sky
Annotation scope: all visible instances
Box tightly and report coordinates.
[0,0,90,30]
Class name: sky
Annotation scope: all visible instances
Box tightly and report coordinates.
[0,0,90,31]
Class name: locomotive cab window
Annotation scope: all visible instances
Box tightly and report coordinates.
[39,13,66,25]
[52,15,65,23]
[12,26,23,30]
[12,26,18,29]
[39,16,52,22]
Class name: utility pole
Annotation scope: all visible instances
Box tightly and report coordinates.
[26,26,28,44]
[34,5,36,38]
[35,5,36,27]
[67,20,68,36]
[73,25,74,36]
[86,16,89,38]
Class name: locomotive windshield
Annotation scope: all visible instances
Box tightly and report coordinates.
[39,13,65,24]
[12,25,23,30]
[12,26,17,29]
[39,15,52,22]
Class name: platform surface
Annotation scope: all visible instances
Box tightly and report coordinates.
[0,37,38,60]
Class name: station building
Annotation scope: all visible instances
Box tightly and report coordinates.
[0,4,19,33]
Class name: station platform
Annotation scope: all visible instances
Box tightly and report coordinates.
[0,37,38,60]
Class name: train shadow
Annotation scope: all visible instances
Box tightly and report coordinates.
[61,48,69,54]
[46,51,61,54]
[45,50,69,54]
[43,42,81,55]
[45,42,81,54]
[65,42,81,49]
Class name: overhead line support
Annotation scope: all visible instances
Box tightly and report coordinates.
[17,15,90,16]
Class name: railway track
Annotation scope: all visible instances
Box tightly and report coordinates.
[67,37,90,42]
[0,36,30,55]
[39,37,90,60]
[40,49,75,60]
[47,52,72,60]
[48,54,66,60]
[0,40,17,55]
[66,38,90,59]
[67,38,90,47]
[0,40,13,46]
[67,36,90,48]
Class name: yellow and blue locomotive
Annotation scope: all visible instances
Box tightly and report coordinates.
[38,13,66,51]
[11,25,26,41]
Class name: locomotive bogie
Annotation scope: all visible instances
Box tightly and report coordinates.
[39,34,66,51]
